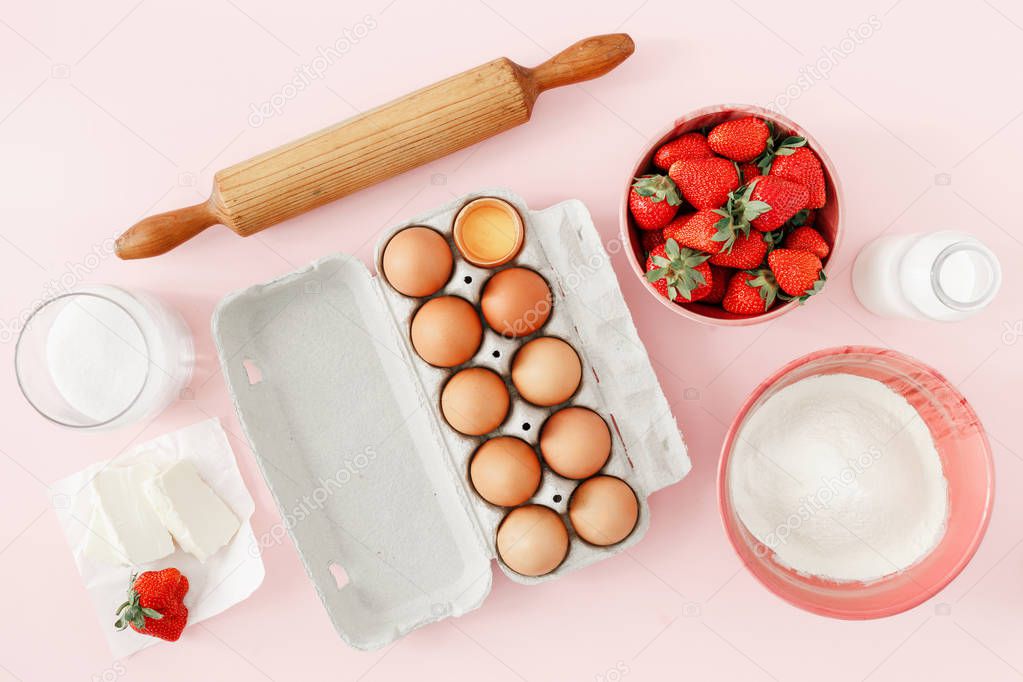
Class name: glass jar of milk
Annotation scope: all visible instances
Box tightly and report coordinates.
[15,285,194,429]
[852,231,1001,321]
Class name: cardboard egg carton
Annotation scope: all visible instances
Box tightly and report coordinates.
[212,188,689,650]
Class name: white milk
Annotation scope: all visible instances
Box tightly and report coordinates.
[852,231,1001,321]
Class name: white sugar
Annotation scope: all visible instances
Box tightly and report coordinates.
[45,296,149,423]
[729,373,948,583]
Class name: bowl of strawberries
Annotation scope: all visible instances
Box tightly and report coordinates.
[620,104,841,325]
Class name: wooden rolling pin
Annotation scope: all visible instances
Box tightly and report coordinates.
[115,33,634,259]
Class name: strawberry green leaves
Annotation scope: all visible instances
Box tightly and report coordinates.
[631,174,682,206]
[114,576,164,632]
[645,238,711,301]
[745,268,780,309]
[711,181,770,252]
[792,269,827,303]
[762,208,811,249]
[755,124,807,174]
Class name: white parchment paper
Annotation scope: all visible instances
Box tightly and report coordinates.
[51,418,265,658]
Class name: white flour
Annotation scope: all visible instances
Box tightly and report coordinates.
[729,373,948,583]
[46,297,149,423]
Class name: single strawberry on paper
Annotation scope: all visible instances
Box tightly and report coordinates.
[114,568,190,643]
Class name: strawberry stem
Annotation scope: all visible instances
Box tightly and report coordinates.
[754,129,807,174]
[114,572,164,632]
[632,174,682,206]
[645,238,710,301]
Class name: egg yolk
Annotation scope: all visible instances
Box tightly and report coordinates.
[456,200,522,266]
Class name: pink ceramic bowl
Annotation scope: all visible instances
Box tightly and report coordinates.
[717,346,994,619]
[620,104,843,326]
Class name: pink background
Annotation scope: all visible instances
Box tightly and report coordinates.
[2,1,1023,680]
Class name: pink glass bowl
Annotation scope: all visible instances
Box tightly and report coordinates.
[619,104,843,326]
[717,346,994,619]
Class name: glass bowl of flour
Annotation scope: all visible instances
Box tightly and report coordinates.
[15,285,194,429]
[718,346,993,619]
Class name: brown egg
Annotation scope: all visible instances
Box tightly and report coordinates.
[569,476,639,546]
[440,368,509,436]
[511,337,581,406]
[381,227,453,297]
[496,505,569,577]
[469,437,542,506]
[480,268,552,338]
[410,297,482,367]
[539,407,611,479]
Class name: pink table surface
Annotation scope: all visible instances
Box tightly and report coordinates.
[2,1,1022,680]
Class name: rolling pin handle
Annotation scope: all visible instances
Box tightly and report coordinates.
[115,199,220,259]
[525,33,635,94]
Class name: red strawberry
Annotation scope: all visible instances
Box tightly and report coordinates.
[703,265,730,304]
[754,132,807,175]
[653,132,714,170]
[722,270,780,315]
[115,568,190,642]
[749,176,809,232]
[641,229,667,254]
[645,239,713,302]
[738,163,761,184]
[769,146,826,208]
[768,248,825,299]
[663,210,724,254]
[710,230,768,269]
[629,174,682,230]
[669,158,739,210]
[708,117,771,162]
[783,226,830,260]
[137,606,188,643]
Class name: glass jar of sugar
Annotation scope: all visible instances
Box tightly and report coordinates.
[15,285,194,429]
[852,231,1001,321]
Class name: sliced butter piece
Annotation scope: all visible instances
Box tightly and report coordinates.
[83,503,129,565]
[143,460,240,563]
[88,463,175,565]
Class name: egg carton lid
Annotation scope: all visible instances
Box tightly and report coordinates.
[211,190,689,650]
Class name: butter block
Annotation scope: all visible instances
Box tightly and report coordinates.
[87,463,175,565]
[143,460,240,563]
